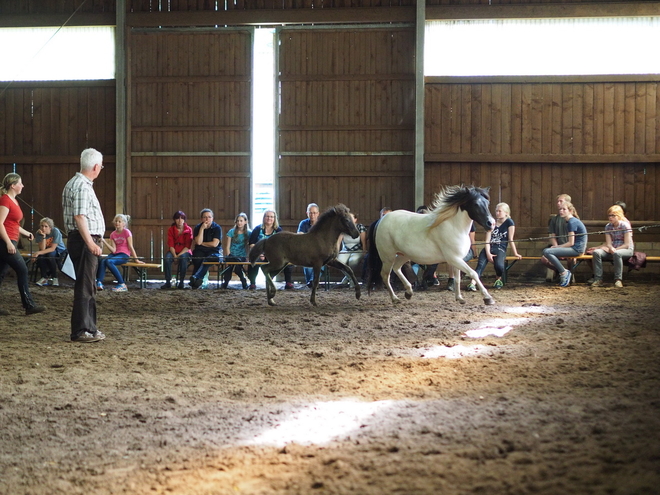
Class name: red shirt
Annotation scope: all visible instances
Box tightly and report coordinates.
[167,223,193,254]
[0,194,23,242]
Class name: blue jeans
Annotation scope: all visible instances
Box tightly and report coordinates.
[97,252,129,284]
[475,246,506,278]
[36,250,62,278]
[593,248,633,280]
[191,250,220,280]
[543,246,580,274]
[304,266,325,285]
[164,251,191,281]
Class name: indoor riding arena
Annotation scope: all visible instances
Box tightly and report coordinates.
[1,1,660,494]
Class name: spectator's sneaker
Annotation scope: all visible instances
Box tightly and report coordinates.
[591,279,604,287]
[36,277,49,286]
[614,280,623,288]
[559,271,571,287]
[249,284,257,290]
[241,280,249,290]
[446,278,455,292]
[285,282,294,290]
[586,277,595,285]
[112,283,128,292]
[96,281,104,291]
[467,281,477,292]
[160,282,172,289]
[493,279,504,289]
[189,276,202,289]
[50,278,59,287]
[177,281,185,290]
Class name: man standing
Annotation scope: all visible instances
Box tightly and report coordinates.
[297,203,320,287]
[189,208,222,289]
[62,148,106,343]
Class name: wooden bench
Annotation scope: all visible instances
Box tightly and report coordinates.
[121,261,163,288]
[202,260,267,286]
[499,255,660,283]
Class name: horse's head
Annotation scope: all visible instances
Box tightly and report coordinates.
[334,204,360,238]
[462,186,495,231]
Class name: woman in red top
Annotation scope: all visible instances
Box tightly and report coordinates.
[161,210,193,290]
[0,173,45,315]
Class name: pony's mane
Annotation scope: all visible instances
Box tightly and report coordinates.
[308,204,350,233]
[427,185,489,229]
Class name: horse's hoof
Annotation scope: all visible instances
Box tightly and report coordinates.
[355,288,361,300]
[404,291,413,300]
[458,298,466,305]
[484,298,495,305]
[268,299,276,306]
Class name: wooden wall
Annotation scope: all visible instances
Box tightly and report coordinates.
[424,80,660,251]
[128,29,252,260]
[277,27,415,228]
[0,82,116,239]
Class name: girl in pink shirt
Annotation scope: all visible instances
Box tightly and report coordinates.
[96,214,143,292]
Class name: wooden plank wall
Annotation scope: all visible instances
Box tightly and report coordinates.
[0,82,116,239]
[278,27,415,228]
[128,29,252,261]
[424,81,660,252]
[0,0,115,14]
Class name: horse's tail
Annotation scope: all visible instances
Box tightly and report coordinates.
[366,219,383,295]
[248,238,266,266]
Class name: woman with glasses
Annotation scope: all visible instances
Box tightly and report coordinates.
[247,209,293,290]
[590,205,633,288]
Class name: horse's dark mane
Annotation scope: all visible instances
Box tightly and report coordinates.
[428,185,489,229]
[308,204,350,233]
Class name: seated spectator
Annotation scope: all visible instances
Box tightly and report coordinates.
[542,201,587,288]
[221,212,251,290]
[248,209,293,290]
[97,214,144,292]
[33,217,66,287]
[469,203,521,290]
[590,204,633,288]
[337,212,367,287]
[189,208,222,289]
[542,193,578,279]
[298,203,320,287]
[161,210,193,290]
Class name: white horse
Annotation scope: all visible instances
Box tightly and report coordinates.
[368,185,496,305]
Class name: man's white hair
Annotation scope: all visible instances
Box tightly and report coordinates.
[80,148,103,171]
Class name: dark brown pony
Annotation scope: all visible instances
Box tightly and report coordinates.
[248,204,361,306]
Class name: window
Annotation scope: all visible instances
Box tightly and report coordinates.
[425,17,660,77]
[0,26,115,81]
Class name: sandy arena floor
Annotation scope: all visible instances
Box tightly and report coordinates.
[1,274,659,495]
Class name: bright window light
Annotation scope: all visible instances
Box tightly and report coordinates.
[425,17,660,77]
[0,26,115,81]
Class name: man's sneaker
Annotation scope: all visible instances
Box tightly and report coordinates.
[112,283,128,292]
[72,330,105,343]
[586,277,595,285]
[493,279,504,289]
[467,281,477,292]
[285,282,294,290]
[446,278,455,291]
[591,279,604,287]
[50,278,59,287]
[614,280,623,288]
[559,271,571,287]
[96,281,104,291]
[36,277,49,286]
[26,305,45,315]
